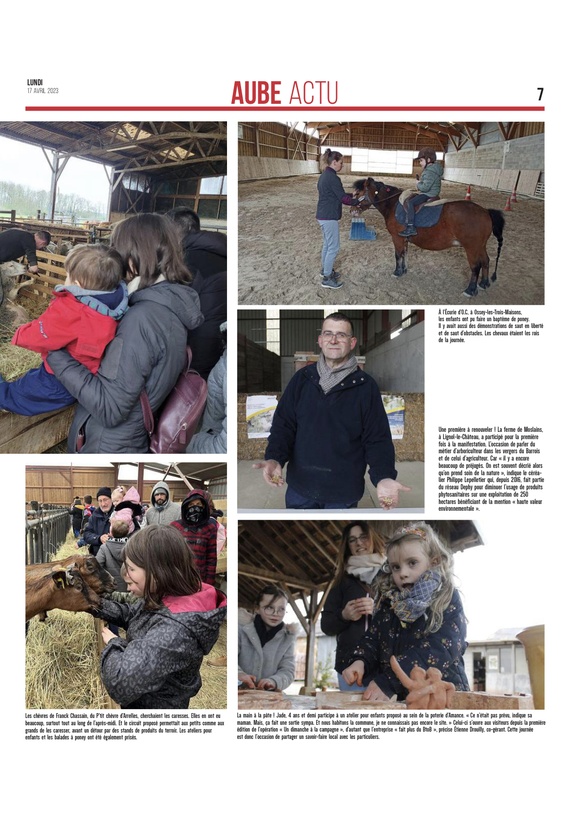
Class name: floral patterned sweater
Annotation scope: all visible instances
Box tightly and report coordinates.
[349,588,469,699]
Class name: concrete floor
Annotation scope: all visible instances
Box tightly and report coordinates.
[238,460,424,513]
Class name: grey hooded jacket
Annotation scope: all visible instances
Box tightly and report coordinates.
[145,481,181,526]
[48,281,204,453]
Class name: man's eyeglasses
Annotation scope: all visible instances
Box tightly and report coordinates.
[321,331,353,342]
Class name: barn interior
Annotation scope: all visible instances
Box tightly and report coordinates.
[238,121,544,305]
[0,121,227,453]
[25,461,228,710]
[237,307,424,511]
[239,120,544,196]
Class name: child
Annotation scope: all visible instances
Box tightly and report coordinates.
[238,585,296,692]
[399,147,443,237]
[0,243,128,416]
[111,485,143,534]
[93,524,227,709]
[342,523,469,701]
[316,148,364,289]
[170,489,219,585]
[96,517,131,592]
[69,498,85,538]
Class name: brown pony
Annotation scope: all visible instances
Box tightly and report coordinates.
[353,177,505,298]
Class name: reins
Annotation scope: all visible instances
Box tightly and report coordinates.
[361,184,402,209]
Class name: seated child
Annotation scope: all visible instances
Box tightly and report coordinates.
[0,243,128,416]
[342,522,469,701]
[238,585,296,692]
[400,147,443,237]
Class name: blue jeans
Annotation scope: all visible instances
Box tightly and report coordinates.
[0,364,75,416]
[285,485,358,510]
[318,219,340,276]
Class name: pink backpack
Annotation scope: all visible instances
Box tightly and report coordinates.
[140,348,207,453]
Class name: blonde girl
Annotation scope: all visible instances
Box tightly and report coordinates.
[342,523,468,701]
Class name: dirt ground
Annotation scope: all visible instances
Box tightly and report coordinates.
[238,175,544,306]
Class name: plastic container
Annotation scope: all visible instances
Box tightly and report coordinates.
[349,218,376,240]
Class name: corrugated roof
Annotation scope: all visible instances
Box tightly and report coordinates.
[0,121,227,179]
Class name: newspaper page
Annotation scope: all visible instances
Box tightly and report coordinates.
[2,5,563,832]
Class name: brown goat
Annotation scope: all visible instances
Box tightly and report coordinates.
[26,555,115,622]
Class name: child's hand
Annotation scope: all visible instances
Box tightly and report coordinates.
[101,626,118,645]
[390,656,455,709]
[342,661,365,687]
[362,680,390,702]
[238,672,257,689]
[256,679,277,691]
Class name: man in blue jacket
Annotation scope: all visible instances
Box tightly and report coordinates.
[82,487,114,556]
[254,313,410,509]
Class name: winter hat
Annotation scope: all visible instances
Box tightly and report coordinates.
[97,487,112,499]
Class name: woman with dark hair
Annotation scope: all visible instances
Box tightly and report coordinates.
[47,213,204,452]
[91,525,227,709]
[316,148,363,289]
[321,522,385,691]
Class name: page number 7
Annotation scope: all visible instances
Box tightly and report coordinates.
[537,88,544,101]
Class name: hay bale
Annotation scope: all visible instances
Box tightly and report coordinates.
[0,342,42,381]
[238,391,424,462]
[26,611,109,709]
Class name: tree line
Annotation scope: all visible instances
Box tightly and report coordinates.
[0,180,106,222]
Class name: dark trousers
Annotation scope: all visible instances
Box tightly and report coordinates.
[405,193,430,225]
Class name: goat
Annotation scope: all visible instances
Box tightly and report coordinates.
[26,555,115,622]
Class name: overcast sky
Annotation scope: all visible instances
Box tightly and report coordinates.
[0,136,110,206]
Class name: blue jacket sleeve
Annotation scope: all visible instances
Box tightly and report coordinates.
[264,376,299,465]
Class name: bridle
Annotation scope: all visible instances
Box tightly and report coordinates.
[357,181,402,209]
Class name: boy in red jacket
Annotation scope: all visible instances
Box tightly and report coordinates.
[0,243,128,416]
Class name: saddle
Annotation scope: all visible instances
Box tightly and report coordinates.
[396,189,447,228]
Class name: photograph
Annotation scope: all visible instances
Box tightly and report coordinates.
[238,121,544,305]
[0,121,227,454]
[25,460,227,711]
[238,307,424,512]
[238,519,545,712]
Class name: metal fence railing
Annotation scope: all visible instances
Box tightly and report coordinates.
[26,509,70,565]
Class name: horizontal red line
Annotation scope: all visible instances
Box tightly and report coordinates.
[25,105,545,112]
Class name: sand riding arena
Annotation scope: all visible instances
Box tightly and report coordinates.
[238,175,544,306]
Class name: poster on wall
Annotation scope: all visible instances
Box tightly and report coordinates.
[382,394,405,439]
[246,395,278,438]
